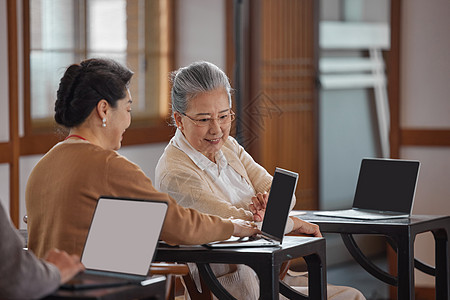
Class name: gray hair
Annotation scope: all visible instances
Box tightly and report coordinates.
[170,61,233,123]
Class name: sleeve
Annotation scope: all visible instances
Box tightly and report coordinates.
[158,167,253,221]
[230,138,296,233]
[0,204,60,300]
[230,137,273,194]
[105,155,234,245]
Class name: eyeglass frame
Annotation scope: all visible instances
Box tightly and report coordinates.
[181,109,236,127]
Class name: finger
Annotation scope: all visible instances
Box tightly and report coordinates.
[250,197,261,211]
[314,226,322,237]
[253,193,265,210]
[262,192,269,205]
[257,192,268,209]
[249,203,257,214]
[253,214,262,222]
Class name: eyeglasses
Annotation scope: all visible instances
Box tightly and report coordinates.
[182,110,236,127]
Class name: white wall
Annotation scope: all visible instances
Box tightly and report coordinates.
[0,0,10,213]
[401,1,450,129]
[176,0,225,69]
[0,0,8,143]
[400,0,450,287]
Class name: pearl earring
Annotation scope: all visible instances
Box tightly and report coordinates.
[102,118,107,127]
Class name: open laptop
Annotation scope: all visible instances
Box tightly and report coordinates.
[314,158,420,220]
[205,167,298,248]
[61,196,168,290]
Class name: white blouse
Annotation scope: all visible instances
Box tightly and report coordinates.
[171,129,256,207]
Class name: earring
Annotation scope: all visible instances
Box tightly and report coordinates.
[102,118,107,128]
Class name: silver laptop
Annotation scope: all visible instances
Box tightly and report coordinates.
[315,158,420,220]
[62,196,168,289]
[206,167,298,248]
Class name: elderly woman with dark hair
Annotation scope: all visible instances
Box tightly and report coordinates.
[26,58,258,260]
[155,61,365,299]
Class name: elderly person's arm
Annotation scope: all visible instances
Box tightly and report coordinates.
[228,136,297,212]
[108,154,257,244]
[157,168,254,221]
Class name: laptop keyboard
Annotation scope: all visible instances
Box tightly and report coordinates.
[314,209,408,220]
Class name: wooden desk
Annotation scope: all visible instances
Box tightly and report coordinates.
[295,212,450,300]
[155,236,327,300]
[44,275,166,300]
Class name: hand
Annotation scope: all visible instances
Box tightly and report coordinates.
[230,218,260,237]
[249,192,268,222]
[44,249,85,284]
[291,217,322,237]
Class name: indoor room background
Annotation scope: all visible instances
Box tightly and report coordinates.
[1,0,449,295]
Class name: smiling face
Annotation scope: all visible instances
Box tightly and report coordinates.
[106,89,132,150]
[175,88,231,162]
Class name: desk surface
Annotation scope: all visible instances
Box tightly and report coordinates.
[293,211,449,234]
[156,235,323,264]
[156,235,327,300]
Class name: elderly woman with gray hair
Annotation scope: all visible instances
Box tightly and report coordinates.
[155,61,365,299]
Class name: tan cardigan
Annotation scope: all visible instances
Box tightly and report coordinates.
[25,141,233,258]
[155,136,274,221]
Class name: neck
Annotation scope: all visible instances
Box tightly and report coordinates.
[67,128,102,148]
[205,153,216,163]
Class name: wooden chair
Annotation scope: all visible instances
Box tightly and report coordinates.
[150,263,190,300]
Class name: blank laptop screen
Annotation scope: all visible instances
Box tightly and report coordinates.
[353,159,420,213]
[81,197,167,276]
[261,168,298,241]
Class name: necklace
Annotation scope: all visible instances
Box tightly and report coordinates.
[64,134,87,141]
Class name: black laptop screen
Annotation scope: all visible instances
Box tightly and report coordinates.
[261,169,298,241]
[353,159,420,213]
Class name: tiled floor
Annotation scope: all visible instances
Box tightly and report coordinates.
[327,255,390,300]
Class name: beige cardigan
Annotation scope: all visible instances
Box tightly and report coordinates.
[26,141,233,258]
[155,136,275,221]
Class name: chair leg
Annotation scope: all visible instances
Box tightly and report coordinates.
[165,274,175,300]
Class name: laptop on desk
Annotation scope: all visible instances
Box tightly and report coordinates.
[205,167,299,248]
[314,158,420,220]
[61,196,168,290]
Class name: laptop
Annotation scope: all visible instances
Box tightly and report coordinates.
[61,196,168,290]
[314,158,420,220]
[205,167,299,248]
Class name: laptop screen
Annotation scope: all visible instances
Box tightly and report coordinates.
[353,159,420,213]
[81,197,168,277]
[261,168,298,242]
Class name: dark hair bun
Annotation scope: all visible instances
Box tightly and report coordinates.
[54,58,133,128]
[54,64,83,127]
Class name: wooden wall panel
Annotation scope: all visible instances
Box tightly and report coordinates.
[7,0,20,226]
[246,0,318,209]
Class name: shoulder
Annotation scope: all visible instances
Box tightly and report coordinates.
[44,142,137,173]
[157,143,197,170]
[155,143,204,186]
